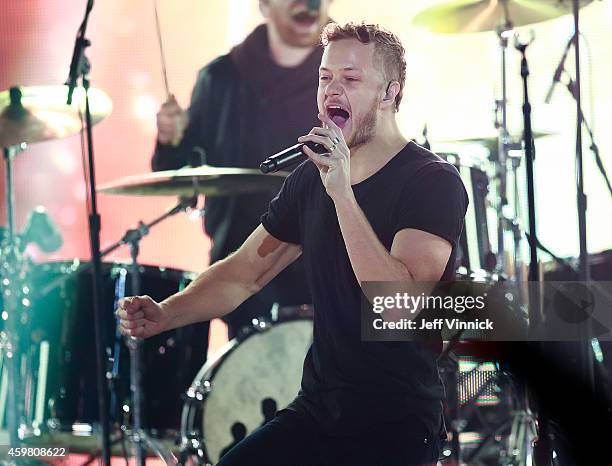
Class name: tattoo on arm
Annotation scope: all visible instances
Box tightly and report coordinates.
[257,234,283,258]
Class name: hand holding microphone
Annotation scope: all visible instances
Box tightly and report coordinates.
[260,141,329,173]
[298,113,351,200]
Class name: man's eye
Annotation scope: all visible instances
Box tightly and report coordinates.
[319,76,330,81]
[345,77,358,82]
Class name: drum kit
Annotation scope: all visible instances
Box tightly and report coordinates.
[0,1,605,465]
[0,80,291,461]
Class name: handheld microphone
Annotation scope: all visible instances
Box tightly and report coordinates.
[260,141,328,174]
[544,35,573,104]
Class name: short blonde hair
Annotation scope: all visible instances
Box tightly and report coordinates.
[321,22,406,112]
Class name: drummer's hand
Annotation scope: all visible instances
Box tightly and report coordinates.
[156,94,187,145]
[116,295,169,338]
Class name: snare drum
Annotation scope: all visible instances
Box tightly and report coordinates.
[181,315,313,464]
[0,260,208,443]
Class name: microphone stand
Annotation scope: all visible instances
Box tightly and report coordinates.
[571,0,589,285]
[99,198,195,466]
[515,36,538,286]
[570,4,598,438]
[65,1,111,465]
[515,34,553,466]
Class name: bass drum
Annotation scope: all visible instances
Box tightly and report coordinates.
[0,260,208,445]
[181,313,313,464]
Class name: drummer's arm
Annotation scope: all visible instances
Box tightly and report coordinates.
[162,225,301,329]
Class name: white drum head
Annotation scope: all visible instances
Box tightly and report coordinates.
[202,319,313,462]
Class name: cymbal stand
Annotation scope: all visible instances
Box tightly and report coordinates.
[502,389,537,466]
[508,151,525,284]
[493,23,524,281]
[100,197,197,466]
[1,144,29,453]
[493,27,511,277]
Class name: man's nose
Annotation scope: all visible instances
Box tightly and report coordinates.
[325,79,343,96]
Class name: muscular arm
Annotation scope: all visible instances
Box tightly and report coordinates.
[334,193,451,284]
[162,225,301,330]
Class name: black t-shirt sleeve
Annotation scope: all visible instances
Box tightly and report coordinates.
[260,164,305,245]
[393,166,468,247]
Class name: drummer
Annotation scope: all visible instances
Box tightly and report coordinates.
[152,0,333,338]
[121,22,467,465]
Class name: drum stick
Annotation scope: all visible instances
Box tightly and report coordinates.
[153,0,171,99]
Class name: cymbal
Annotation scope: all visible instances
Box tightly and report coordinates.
[412,0,593,34]
[0,86,112,147]
[97,165,288,197]
[436,130,555,146]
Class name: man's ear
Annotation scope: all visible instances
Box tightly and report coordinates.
[259,0,270,18]
[381,81,400,109]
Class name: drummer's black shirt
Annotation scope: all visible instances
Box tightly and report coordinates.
[261,141,468,436]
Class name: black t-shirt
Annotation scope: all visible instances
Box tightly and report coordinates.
[261,141,468,436]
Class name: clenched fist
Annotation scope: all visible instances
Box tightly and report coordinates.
[116,295,170,338]
[156,94,188,145]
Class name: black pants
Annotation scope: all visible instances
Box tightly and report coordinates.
[216,409,441,466]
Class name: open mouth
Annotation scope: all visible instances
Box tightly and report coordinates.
[326,105,351,129]
[291,8,318,27]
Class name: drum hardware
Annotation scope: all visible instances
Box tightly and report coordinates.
[436,131,554,148]
[179,383,210,466]
[493,27,513,280]
[514,28,560,466]
[251,318,272,332]
[63,1,114,462]
[18,206,64,254]
[514,31,538,285]
[559,74,612,198]
[414,4,522,277]
[568,2,590,288]
[0,197,199,461]
[0,85,112,148]
[176,437,208,466]
[0,76,112,458]
[412,1,594,282]
[272,303,315,322]
[544,9,612,318]
[1,143,35,452]
[413,2,597,463]
[0,261,204,448]
[440,304,534,465]
[92,197,200,466]
[178,315,314,465]
[0,79,109,453]
[185,381,212,403]
[97,165,288,198]
[411,0,594,34]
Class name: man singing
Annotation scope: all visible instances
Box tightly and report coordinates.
[120,22,468,465]
[153,0,333,338]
